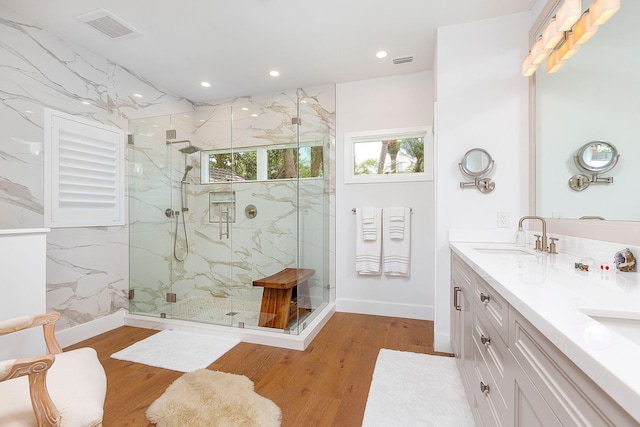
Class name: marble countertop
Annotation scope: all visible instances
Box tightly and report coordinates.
[449,241,640,422]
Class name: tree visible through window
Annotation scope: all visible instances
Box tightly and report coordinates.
[354,136,424,175]
[203,142,323,183]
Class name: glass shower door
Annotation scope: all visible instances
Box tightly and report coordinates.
[128,114,173,318]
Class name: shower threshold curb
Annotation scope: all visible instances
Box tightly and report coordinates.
[123,302,336,351]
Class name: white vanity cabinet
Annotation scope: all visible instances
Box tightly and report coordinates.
[451,254,473,386]
[451,252,638,427]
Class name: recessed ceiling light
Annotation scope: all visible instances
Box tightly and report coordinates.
[133,93,143,98]
[251,113,258,117]
[25,110,33,114]
[81,101,91,105]
[201,81,211,88]
[269,70,280,77]
[376,51,388,59]
[241,107,249,111]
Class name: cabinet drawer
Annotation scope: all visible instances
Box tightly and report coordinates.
[473,308,508,396]
[471,336,507,427]
[473,275,508,338]
[509,307,638,427]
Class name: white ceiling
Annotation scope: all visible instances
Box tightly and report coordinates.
[1,0,536,103]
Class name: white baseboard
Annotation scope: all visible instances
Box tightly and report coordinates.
[335,298,433,320]
[57,310,126,348]
[434,331,453,354]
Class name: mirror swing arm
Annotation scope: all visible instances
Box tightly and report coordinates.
[458,148,496,194]
[568,140,620,192]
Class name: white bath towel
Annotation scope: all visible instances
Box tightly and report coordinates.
[383,207,411,276]
[356,207,382,275]
[386,206,406,240]
[361,206,378,241]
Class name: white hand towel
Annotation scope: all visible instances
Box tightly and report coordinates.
[383,207,411,276]
[360,206,380,241]
[356,207,382,275]
[386,206,407,240]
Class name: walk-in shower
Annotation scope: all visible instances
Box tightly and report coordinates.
[127,87,335,344]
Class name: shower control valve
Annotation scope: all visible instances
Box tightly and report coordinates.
[165,208,179,218]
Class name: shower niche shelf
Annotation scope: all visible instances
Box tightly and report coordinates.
[209,191,236,223]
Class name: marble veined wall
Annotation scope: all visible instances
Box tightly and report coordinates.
[0,5,193,329]
[128,85,335,322]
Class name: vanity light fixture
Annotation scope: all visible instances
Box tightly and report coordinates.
[546,49,565,73]
[557,32,580,61]
[521,0,620,77]
[590,0,621,26]
[573,12,598,44]
[522,55,538,77]
[542,18,564,49]
[530,38,548,65]
[556,0,582,31]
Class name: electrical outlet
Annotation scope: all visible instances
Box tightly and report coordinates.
[497,212,510,228]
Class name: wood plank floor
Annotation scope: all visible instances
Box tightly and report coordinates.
[66,312,451,427]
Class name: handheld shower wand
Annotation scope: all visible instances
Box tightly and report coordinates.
[181,165,193,183]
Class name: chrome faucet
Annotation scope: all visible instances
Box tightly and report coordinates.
[518,216,548,252]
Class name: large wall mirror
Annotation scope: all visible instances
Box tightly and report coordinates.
[534,0,639,221]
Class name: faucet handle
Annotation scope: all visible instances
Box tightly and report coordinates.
[549,237,559,254]
[534,234,542,251]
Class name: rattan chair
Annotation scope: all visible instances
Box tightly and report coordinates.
[0,312,106,427]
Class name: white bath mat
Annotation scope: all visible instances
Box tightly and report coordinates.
[362,349,474,427]
[111,330,240,372]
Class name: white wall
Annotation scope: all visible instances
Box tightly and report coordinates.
[434,12,531,352]
[335,71,436,320]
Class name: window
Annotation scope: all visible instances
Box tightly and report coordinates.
[344,126,433,184]
[44,109,125,227]
[201,141,323,183]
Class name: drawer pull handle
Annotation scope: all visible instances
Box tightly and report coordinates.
[480,335,491,345]
[480,381,490,394]
[480,293,490,303]
[453,287,461,311]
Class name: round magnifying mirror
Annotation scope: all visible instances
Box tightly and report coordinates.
[574,141,619,174]
[460,148,494,178]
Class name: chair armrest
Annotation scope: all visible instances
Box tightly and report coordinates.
[0,354,55,381]
[0,312,63,354]
[0,355,61,427]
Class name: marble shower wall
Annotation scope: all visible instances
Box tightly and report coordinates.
[128,85,335,320]
[0,5,193,329]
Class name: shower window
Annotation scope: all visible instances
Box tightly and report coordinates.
[201,141,323,183]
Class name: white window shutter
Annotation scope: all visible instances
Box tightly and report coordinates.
[45,109,125,227]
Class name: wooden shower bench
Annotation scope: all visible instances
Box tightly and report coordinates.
[252,268,315,329]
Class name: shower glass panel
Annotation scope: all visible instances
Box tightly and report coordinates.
[128,114,174,318]
[128,87,333,335]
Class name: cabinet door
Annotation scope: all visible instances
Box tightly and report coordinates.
[509,306,639,426]
[509,358,563,427]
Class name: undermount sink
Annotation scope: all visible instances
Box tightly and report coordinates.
[474,248,533,256]
[581,309,640,347]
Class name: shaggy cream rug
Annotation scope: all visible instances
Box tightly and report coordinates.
[362,349,474,426]
[146,369,281,427]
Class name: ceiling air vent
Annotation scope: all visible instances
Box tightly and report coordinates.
[76,9,141,39]
[393,55,415,65]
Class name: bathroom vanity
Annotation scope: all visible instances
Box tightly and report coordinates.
[450,242,640,426]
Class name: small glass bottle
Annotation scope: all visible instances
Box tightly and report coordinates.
[515,227,526,247]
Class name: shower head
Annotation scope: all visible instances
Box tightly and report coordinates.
[166,139,203,154]
[179,145,202,154]
[181,165,194,183]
